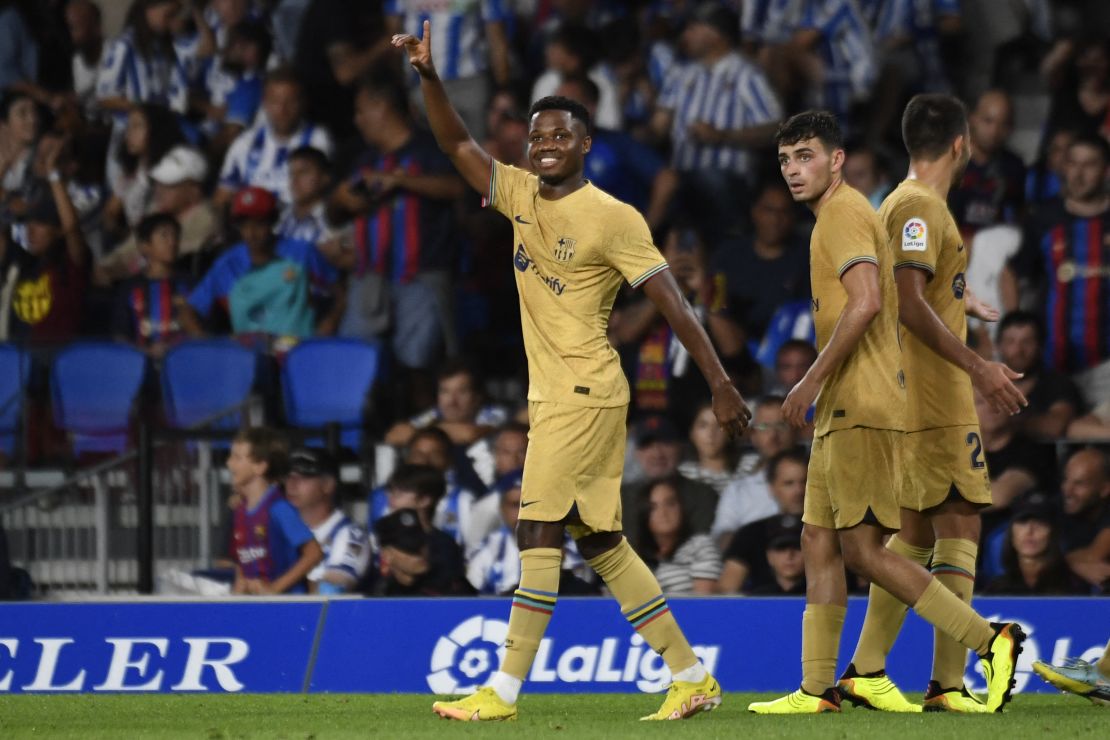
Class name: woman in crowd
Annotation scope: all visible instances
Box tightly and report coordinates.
[987,492,1088,595]
[0,90,42,216]
[677,402,740,494]
[634,477,721,596]
[104,103,184,234]
[96,0,188,119]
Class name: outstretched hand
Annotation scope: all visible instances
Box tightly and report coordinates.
[392,19,436,78]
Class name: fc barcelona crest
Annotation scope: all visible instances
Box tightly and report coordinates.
[555,236,576,262]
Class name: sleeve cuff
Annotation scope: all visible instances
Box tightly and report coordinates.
[894,260,937,276]
[630,262,670,288]
[836,255,878,278]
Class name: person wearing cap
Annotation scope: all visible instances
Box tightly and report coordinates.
[0,138,88,343]
[379,462,469,584]
[747,515,805,596]
[285,446,370,595]
[650,2,782,242]
[620,414,720,548]
[96,145,222,284]
[985,491,1087,595]
[711,396,799,546]
[216,68,333,207]
[110,212,192,356]
[633,476,722,596]
[181,184,341,338]
[718,448,808,594]
[372,507,474,596]
[227,427,323,595]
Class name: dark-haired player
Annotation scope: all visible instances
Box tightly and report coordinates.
[393,21,751,722]
[749,111,1025,715]
[838,94,1028,713]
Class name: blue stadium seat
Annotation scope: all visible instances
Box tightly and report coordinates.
[0,345,31,457]
[162,340,257,443]
[51,342,147,456]
[282,338,380,450]
[754,299,817,369]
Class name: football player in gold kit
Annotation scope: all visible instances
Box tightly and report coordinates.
[749,111,1025,716]
[837,95,1029,712]
[393,22,751,722]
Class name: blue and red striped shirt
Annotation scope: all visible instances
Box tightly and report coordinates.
[350,132,455,284]
[232,484,314,592]
[1012,202,1110,374]
[112,275,192,348]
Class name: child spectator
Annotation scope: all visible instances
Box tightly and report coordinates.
[96,0,188,121]
[746,516,805,596]
[104,103,185,233]
[181,186,340,337]
[227,427,323,595]
[276,146,331,244]
[0,149,88,343]
[111,213,191,357]
[285,446,370,595]
[197,20,272,146]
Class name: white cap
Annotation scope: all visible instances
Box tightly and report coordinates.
[150,146,208,186]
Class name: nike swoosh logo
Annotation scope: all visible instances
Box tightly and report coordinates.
[514,215,532,224]
[520,501,538,508]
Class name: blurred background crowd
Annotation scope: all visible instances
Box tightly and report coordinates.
[0,0,1108,597]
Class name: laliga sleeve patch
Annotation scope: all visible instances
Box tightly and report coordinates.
[902,218,927,251]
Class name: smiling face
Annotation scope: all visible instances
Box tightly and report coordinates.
[778,138,842,205]
[527,109,590,186]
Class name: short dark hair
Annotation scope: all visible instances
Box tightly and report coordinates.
[0,89,34,121]
[264,66,303,94]
[528,95,592,134]
[388,463,447,506]
[437,357,479,389]
[289,145,330,173]
[358,66,410,118]
[228,20,272,65]
[774,110,842,152]
[902,94,968,160]
[408,426,452,456]
[233,427,289,481]
[777,339,818,362]
[765,447,809,485]
[997,310,1045,345]
[1069,133,1110,165]
[136,212,180,244]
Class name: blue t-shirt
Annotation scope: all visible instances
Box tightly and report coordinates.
[232,485,314,593]
[188,237,337,322]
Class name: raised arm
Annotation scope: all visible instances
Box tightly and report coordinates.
[896,267,1026,415]
[393,21,493,195]
[641,270,751,437]
[781,261,880,427]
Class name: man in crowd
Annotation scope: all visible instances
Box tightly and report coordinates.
[996,311,1083,439]
[1058,448,1110,590]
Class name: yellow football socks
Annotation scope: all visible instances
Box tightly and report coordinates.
[851,535,932,674]
[587,538,699,675]
[913,578,993,656]
[801,604,847,696]
[930,538,979,687]
[501,547,562,680]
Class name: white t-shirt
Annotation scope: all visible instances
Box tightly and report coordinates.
[219,119,333,204]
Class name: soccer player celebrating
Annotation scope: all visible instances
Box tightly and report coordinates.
[393,22,751,722]
[748,111,1025,716]
[838,95,1029,713]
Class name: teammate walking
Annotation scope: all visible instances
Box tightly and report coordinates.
[748,111,1025,715]
[839,94,1028,713]
[393,22,751,722]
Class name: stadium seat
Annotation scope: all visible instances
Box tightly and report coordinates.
[0,345,31,457]
[51,342,147,456]
[282,338,380,450]
[162,340,258,445]
[754,299,817,369]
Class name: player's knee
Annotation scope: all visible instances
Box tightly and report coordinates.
[516,520,563,551]
[574,531,623,561]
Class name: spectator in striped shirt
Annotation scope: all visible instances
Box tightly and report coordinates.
[276,146,331,245]
[652,3,782,241]
[1003,134,1110,405]
[96,0,189,122]
[217,68,333,207]
[531,23,622,131]
[790,0,877,127]
[633,476,722,596]
[324,72,464,370]
[111,212,191,357]
[386,0,511,139]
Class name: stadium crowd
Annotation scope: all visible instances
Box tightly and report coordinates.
[0,0,1108,598]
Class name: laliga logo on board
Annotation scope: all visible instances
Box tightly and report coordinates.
[426,616,720,694]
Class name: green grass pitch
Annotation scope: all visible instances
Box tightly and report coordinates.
[0,693,1105,739]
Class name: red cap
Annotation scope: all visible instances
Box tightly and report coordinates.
[231,186,278,220]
